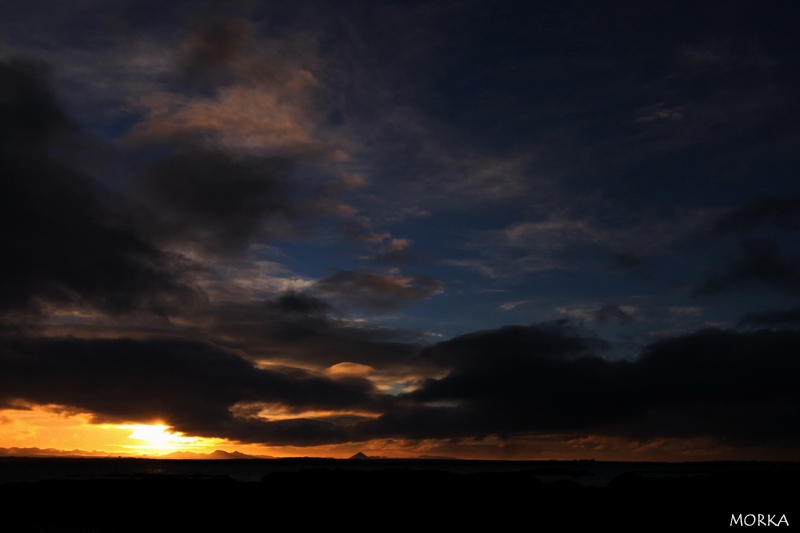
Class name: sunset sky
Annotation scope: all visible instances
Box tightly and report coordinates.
[1,0,799,460]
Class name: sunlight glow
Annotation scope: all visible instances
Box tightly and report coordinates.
[118,423,204,453]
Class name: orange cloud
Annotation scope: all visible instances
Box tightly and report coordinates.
[128,84,318,153]
[127,16,322,155]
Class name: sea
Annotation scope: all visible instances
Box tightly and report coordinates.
[2,456,798,487]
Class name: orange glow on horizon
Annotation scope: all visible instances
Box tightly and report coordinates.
[0,407,270,457]
[117,423,214,454]
[2,405,796,461]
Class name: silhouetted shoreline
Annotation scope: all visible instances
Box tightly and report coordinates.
[2,459,796,530]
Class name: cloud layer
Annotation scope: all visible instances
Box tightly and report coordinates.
[1,1,799,458]
[0,60,201,316]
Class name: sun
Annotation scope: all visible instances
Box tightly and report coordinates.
[120,423,205,454]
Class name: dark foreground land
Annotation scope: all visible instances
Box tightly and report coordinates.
[1,464,797,531]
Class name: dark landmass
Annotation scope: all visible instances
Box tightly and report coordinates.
[0,446,114,458]
[348,451,372,460]
[157,449,267,460]
[0,447,271,459]
[1,460,797,530]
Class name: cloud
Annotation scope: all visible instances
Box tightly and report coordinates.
[325,362,374,379]
[738,307,800,328]
[0,9,180,116]
[498,300,532,311]
[367,238,427,264]
[181,16,256,84]
[266,292,332,316]
[556,304,637,323]
[314,271,443,310]
[189,257,315,304]
[138,148,294,252]
[713,194,800,234]
[0,336,384,446]
[3,316,800,450]
[190,294,425,371]
[124,13,323,156]
[3,2,799,458]
[502,217,601,251]
[695,238,800,295]
[443,260,498,279]
[593,304,635,323]
[461,208,714,279]
[682,40,777,70]
[335,215,391,244]
[318,102,544,219]
[358,326,800,447]
[128,84,319,153]
[417,321,610,369]
[0,59,202,316]
[635,103,684,123]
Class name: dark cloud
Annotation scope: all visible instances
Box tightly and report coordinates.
[714,194,800,234]
[0,60,68,150]
[314,271,443,310]
[695,238,800,295]
[179,13,315,92]
[183,16,254,76]
[140,149,294,252]
[738,307,800,328]
[626,329,800,445]
[2,320,799,449]
[0,337,383,446]
[389,323,624,436]
[356,326,800,448]
[195,295,423,370]
[0,60,202,316]
[266,292,332,316]
[416,321,609,369]
[593,304,634,323]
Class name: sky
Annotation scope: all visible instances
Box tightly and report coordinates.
[1,0,799,460]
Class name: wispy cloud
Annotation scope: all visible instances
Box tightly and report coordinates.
[315,271,444,310]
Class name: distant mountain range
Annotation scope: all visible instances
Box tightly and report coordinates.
[1,447,456,460]
[349,452,458,460]
[0,447,113,458]
[157,450,270,459]
[0,447,273,459]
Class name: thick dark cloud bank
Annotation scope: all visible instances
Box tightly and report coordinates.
[2,324,799,450]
